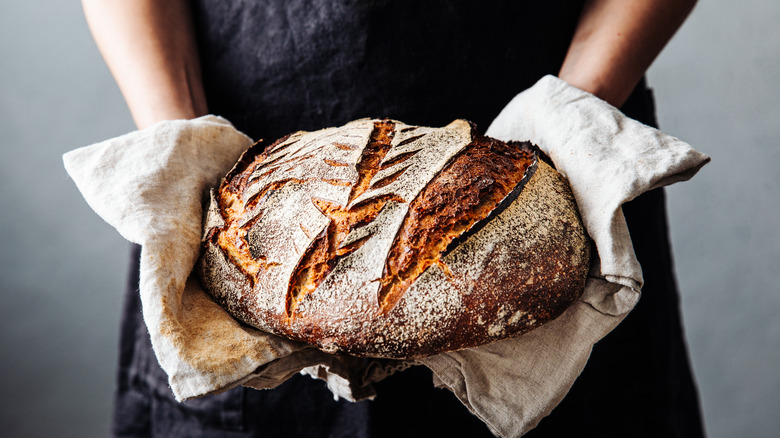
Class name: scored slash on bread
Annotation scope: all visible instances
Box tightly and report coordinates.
[198,119,590,359]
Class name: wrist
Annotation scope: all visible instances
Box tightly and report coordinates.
[557,69,638,108]
[125,64,208,129]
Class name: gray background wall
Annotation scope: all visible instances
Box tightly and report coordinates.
[0,1,777,437]
[649,1,780,435]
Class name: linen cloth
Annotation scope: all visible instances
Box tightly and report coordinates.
[64,75,709,437]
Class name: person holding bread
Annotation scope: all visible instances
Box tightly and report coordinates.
[82,1,704,436]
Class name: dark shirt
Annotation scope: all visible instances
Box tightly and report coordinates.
[112,1,705,436]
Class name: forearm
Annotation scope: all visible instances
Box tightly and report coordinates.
[82,0,207,129]
[559,0,697,107]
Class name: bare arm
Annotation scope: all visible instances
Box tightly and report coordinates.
[82,0,207,129]
[559,0,697,107]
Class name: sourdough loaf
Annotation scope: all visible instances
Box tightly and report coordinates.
[198,119,590,359]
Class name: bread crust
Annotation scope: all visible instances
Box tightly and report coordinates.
[198,119,590,358]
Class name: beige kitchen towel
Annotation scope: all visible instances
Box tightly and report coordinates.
[418,75,710,437]
[64,115,405,403]
[63,74,709,437]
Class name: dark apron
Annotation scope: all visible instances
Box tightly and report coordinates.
[112,1,705,436]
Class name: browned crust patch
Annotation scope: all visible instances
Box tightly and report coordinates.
[379,137,535,310]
